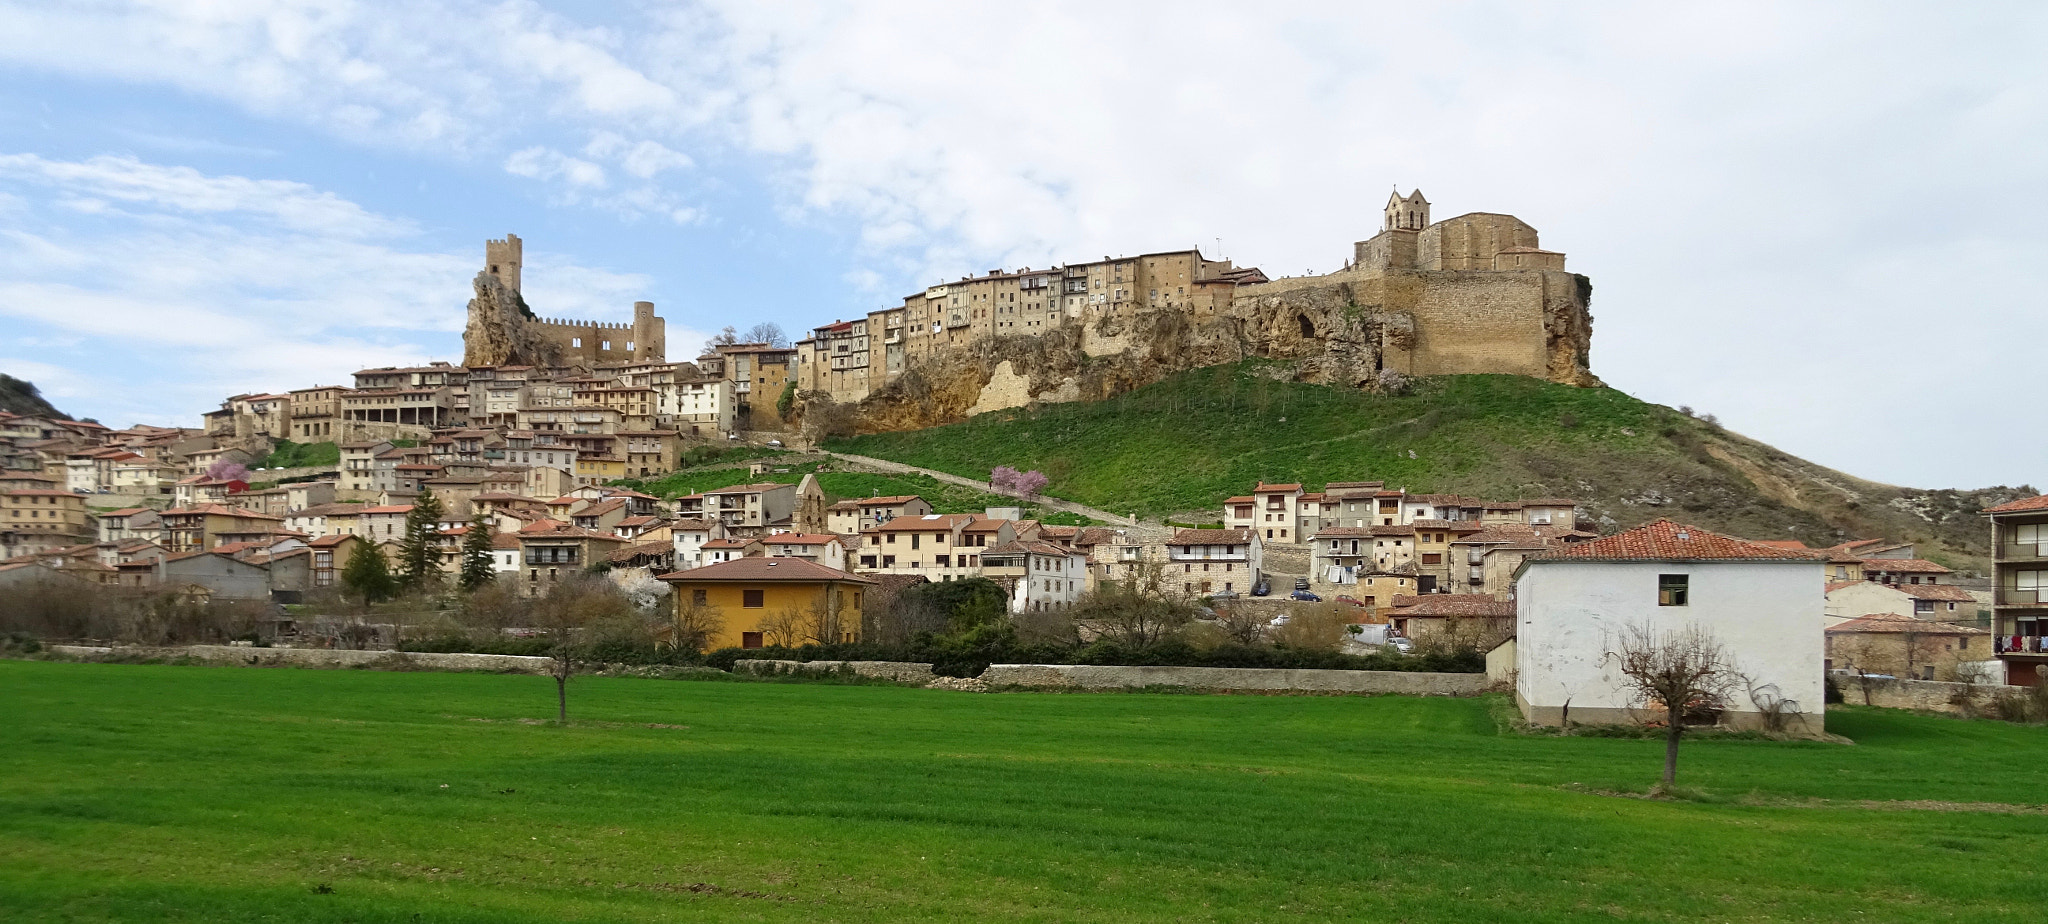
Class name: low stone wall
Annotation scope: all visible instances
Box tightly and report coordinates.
[732,659,936,683]
[49,644,553,674]
[1831,671,1996,715]
[980,663,1489,695]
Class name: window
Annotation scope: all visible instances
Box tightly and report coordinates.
[692,589,707,606]
[742,632,763,649]
[743,589,765,608]
[1914,599,1934,615]
[1658,574,1689,607]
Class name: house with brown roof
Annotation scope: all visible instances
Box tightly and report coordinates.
[851,513,1008,581]
[156,505,284,553]
[1824,579,1978,625]
[516,522,626,596]
[759,533,849,571]
[1827,614,1989,681]
[1512,519,1828,736]
[656,557,873,650]
[668,517,729,571]
[1387,593,1516,643]
[1166,528,1262,597]
[823,495,937,532]
[980,539,1087,613]
[703,536,767,564]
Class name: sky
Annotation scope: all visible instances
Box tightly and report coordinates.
[0,1,2041,490]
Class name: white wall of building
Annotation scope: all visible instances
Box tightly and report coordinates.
[1514,560,1825,730]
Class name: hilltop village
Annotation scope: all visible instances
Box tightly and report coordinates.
[4,193,2045,731]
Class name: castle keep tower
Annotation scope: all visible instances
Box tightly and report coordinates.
[485,234,522,294]
[463,234,668,367]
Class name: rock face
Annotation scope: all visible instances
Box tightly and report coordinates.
[809,269,1597,436]
[461,271,564,368]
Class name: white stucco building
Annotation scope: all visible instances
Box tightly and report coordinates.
[982,539,1087,614]
[1513,519,1828,737]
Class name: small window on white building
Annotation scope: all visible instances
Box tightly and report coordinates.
[1658,574,1689,607]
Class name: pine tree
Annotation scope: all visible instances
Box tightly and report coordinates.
[459,511,498,592]
[340,542,396,604]
[396,488,446,591]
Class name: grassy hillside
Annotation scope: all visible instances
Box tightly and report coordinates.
[830,363,2023,570]
[617,463,1091,525]
[5,661,2047,922]
[253,440,340,469]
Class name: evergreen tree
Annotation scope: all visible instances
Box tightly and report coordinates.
[458,511,499,592]
[340,543,396,604]
[396,488,446,591]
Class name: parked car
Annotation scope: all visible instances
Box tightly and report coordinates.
[767,439,784,447]
[1210,590,1240,601]
[1335,595,1367,608]
[1388,636,1415,654]
[1251,581,1270,597]
[1293,577,1310,591]
[1290,590,1321,602]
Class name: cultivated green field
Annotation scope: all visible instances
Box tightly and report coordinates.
[4,660,2045,923]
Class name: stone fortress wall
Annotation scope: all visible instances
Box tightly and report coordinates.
[803,190,1600,434]
[465,234,667,368]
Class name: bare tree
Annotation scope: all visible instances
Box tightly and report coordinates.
[1607,623,1741,791]
[1212,604,1267,646]
[668,598,727,653]
[1269,603,1349,651]
[530,573,636,723]
[742,322,791,348]
[799,595,846,646]
[757,606,806,648]
[1074,563,1198,648]
[702,325,739,354]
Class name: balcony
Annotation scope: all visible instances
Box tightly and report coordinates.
[1997,588,2044,607]
[1995,636,2048,655]
[1999,541,2048,561]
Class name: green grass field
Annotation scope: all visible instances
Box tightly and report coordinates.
[621,466,1091,524]
[4,660,2045,922]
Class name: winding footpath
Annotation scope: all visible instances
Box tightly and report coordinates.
[823,451,1139,527]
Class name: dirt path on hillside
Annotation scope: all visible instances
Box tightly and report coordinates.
[824,451,1138,526]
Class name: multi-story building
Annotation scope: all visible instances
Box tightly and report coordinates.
[157,504,285,553]
[1,489,95,558]
[682,483,797,533]
[1987,495,2048,685]
[825,495,933,535]
[338,440,393,493]
[981,539,1087,613]
[286,386,342,441]
[1165,528,1263,597]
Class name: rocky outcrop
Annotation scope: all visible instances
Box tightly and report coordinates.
[461,272,564,368]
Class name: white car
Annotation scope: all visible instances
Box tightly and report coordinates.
[1388,637,1415,654]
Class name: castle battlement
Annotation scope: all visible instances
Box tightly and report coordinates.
[464,235,667,368]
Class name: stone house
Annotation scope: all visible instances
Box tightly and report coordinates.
[826,495,933,535]
[338,440,393,493]
[355,505,413,543]
[703,537,766,564]
[516,523,626,596]
[1824,580,1977,625]
[1513,519,1827,736]
[695,482,797,534]
[157,505,284,553]
[157,550,273,601]
[1166,528,1262,596]
[1386,593,1516,643]
[1826,614,1989,681]
[668,517,729,571]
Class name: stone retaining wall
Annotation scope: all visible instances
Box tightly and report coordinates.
[732,659,936,683]
[49,644,553,674]
[1830,671,1997,715]
[980,663,1490,695]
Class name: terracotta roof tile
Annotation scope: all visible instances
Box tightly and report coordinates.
[1984,495,2048,514]
[1389,594,1517,617]
[1859,559,1953,574]
[1828,614,1986,635]
[1535,519,1826,563]
[1170,528,1256,546]
[655,557,873,584]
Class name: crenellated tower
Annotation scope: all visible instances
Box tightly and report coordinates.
[485,233,523,294]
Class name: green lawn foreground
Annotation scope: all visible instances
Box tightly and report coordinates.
[3,661,2045,923]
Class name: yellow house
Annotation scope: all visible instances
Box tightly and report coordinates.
[575,455,627,485]
[657,557,873,650]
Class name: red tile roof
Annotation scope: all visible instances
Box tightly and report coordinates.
[1984,495,2048,514]
[1828,614,1986,635]
[1536,519,1826,562]
[1254,483,1302,493]
[655,557,873,584]
[1859,559,1953,574]
[1747,539,1812,551]
[1171,528,1256,546]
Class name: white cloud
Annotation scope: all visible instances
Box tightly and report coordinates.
[505,146,608,188]
[1,1,2043,485]
[0,153,660,428]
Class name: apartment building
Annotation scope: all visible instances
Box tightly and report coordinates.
[1987,495,2048,685]
[1165,528,1263,596]
[1,489,95,558]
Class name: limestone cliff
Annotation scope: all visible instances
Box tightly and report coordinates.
[462,272,564,368]
[812,269,1596,436]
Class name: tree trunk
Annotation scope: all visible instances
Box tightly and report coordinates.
[1662,721,1682,789]
[556,673,568,724]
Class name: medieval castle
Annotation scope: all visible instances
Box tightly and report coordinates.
[792,190,1598,430]
[463,234,667,368]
